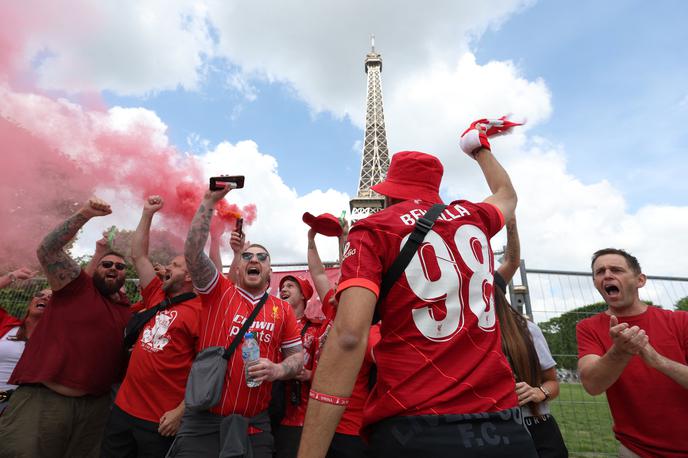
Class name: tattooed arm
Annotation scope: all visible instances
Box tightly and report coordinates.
[497,216,520,284]
[184,188,232,290]
[37,197,112,291]
[248,344,305,382]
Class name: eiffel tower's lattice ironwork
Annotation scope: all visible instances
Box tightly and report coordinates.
[350,36,390,221]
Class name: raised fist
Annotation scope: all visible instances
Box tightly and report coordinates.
[144,195,164,214]
[460,116,523,158]
[80,197,112,218]
[11,267,38,281]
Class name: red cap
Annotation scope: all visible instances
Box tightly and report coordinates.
[279,274,314,301]
[371,151,443,203]
[302,212,343,237]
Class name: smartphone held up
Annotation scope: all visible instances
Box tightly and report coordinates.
[209,175,245,191]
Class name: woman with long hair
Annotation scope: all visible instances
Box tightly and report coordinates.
[0,268,50,413]
[495,218,568,458]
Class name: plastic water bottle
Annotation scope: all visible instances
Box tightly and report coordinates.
[242,332,262,388]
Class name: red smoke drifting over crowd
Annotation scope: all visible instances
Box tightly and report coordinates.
[1,91,255,269]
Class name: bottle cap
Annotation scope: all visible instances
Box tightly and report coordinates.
[245,332,254,339]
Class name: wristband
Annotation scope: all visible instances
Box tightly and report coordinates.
[539,385,551,400]
[7,273,16,284]
[309,389,350,407]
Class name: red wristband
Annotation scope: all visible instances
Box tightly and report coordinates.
[309,389,350,407]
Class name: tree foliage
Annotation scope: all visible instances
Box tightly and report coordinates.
[675,296,688,312]
[539,302,608,370]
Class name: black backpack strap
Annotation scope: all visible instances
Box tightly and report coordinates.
[373,204,447,323]
[123,291,197,349]
[222,292,270,360]
[300,320,311,337]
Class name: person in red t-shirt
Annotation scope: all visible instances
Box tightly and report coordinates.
[168,185,303,458]
[101,195,203,458]
[577,248,688,457]
[0,196,132,458]
[275,274,320,458]
[299,128,538,458]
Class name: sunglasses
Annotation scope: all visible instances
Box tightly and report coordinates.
[241,252,269,262]
[100,260,127,271]
[34,291,52,299]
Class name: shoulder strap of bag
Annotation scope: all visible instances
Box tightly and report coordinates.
[123,291,197,348]
[301,320,311,337]
[373,204,447,323]
[222,292,270,360]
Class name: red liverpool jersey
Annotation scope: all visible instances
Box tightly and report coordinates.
[197,273,302,418]
[116,277,202,422]
[338,199,517,429]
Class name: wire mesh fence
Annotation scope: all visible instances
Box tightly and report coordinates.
[517,268,688,457]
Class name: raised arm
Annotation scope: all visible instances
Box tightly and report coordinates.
[225,230,247,284]
[476,147,517,223]
[0,267,37,290]
[84,233,111,277]
[37,197,112,291]
[209,220,225,275]
[184,187,231,289]
[132,195,164,289]
[307,229,333,302]
[497,217,520,284]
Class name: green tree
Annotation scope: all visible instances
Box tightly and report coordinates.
[675,296,688,312]
[539,302,608,370]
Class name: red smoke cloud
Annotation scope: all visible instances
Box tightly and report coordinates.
[0,90,256,269]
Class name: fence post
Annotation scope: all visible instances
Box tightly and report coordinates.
[510,258,533,319]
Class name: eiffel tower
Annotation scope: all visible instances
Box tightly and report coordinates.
[349,36,390,221]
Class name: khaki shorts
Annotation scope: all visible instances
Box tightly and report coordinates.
[0,384,110,458]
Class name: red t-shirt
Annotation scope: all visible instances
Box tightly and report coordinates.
[338,199,516,429]
[10,271,131,395]
[115,277,202,422]
[197,272,302,417]
[280,316,321,427]
[576,307,688,457]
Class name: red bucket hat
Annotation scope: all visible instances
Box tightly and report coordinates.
[371,151,443,203]
[279,274,314,301]
[302,212,343,237]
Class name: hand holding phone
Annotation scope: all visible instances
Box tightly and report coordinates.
[209,175,245,191]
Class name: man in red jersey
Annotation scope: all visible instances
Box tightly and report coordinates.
[101,195,203,458]
[169,185,304,458]
[577,248,688,457]
[275,274,320,458]
[0,197,132,457]
[299,135,537,456]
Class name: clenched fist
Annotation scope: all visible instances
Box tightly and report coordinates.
[80,197,112,219]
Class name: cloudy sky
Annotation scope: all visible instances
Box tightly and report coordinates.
[3,0,688,277]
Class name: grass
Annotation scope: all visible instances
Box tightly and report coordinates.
[550,383,617,457]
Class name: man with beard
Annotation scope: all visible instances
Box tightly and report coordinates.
[0,196,132,458]
[577,249,688,457]
[167,185,303,458]
[101,195,203,458]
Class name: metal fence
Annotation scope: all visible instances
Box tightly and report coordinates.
[3,269,687,457]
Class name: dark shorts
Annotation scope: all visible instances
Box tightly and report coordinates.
[0,384,110,458]
[327,432,367,458]
[166,430,273,458]
[275,425,302,458]
[101,404,174,458]
[524,414,568,458]
[367,408,538,458]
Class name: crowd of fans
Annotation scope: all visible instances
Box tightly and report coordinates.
[0,120,686,458]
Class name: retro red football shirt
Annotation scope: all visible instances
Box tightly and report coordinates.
[116,277,202,422]
[338,199,517,428]
[197,272,302,418]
